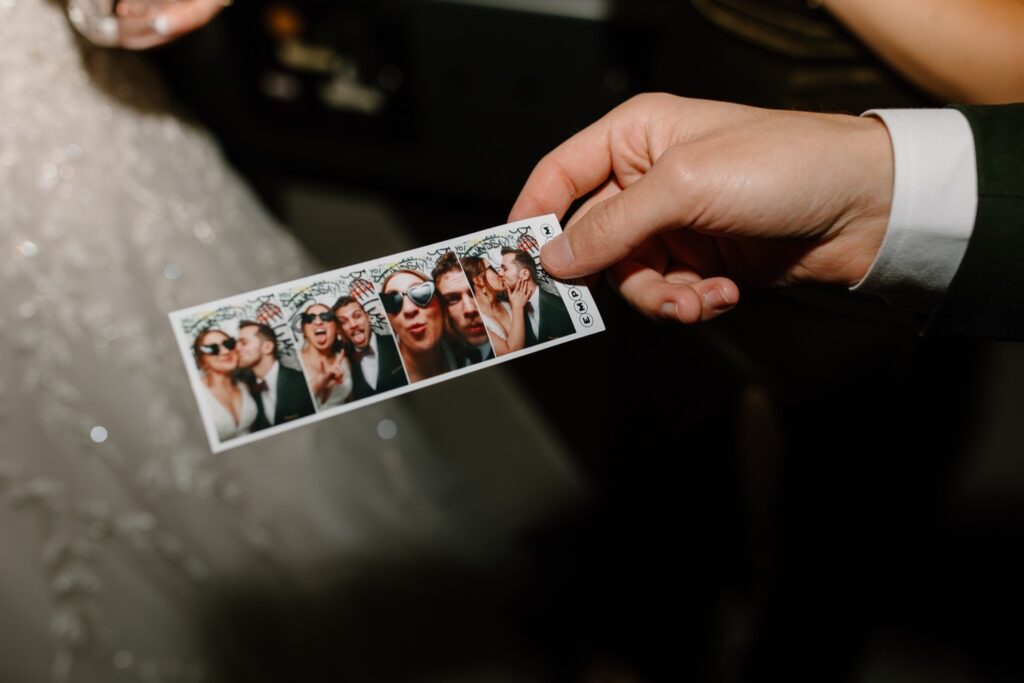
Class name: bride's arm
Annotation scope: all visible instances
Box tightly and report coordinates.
[824,0,1024,103]
[68,0,229,50]
[487,322,512,357]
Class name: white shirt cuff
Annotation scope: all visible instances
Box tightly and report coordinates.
[852,108,978,313]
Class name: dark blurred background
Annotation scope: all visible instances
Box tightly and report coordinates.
[150,1,1024,681]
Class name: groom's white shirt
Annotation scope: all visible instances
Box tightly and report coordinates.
[359,334,381,391]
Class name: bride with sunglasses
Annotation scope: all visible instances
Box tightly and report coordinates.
[192,328,258,441]
[298,303,353,408]
[380,270,456,383]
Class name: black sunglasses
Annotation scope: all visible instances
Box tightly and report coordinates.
[300,311,335,325]
[380,281,436,315]
[199,337,237,355]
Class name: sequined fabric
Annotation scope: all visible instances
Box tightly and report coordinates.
[0,2,490,681]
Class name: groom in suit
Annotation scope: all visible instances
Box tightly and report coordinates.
[236,320,316,430]
[332,296,408,399]
[499,247,575,347]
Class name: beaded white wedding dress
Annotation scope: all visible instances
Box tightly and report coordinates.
[0,3,582,681]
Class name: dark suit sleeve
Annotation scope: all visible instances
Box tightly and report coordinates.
[539,288,576,340]
[927,104,1024,340]
[368,334,408,392]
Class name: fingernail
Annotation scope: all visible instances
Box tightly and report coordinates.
[153,14,173,36]
[542,236,574,273]
[703,287,733,312]
[660,302,678,319]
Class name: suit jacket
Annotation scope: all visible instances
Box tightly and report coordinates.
[252,363,316,431]
[536,286,576,344]
[350,333,408,400]
[452,340,492,367]
[929,104,1024,340]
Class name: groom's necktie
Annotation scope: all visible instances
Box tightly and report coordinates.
[464,346,482,366]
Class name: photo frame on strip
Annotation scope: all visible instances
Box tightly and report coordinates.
[169,214,605,453]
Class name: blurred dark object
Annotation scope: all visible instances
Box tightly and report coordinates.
[677,0,934,110]
[156,0,930,208]
[157,0,646,207]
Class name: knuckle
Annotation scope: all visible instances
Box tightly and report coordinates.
[661,146,702,188]
[619,94,650,113]
[625,92,675,111]
[577,197,643,269]
[581,200,620,253]
[659,147,709,218]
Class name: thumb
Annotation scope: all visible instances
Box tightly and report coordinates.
[539,156,691,279]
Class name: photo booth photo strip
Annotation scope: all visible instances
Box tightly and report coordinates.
[169,214,605,453]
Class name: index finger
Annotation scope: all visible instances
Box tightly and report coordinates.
[508,114,614,223]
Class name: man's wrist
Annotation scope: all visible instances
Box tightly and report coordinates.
[851,108,977,313]
[835,114,895,287]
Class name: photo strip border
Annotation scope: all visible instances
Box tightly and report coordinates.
[169,214,605,453]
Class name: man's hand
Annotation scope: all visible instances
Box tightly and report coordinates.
[509,94,894,323]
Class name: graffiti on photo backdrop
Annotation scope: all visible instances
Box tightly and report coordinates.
[181,305,250,338]
[370,248,453,286]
